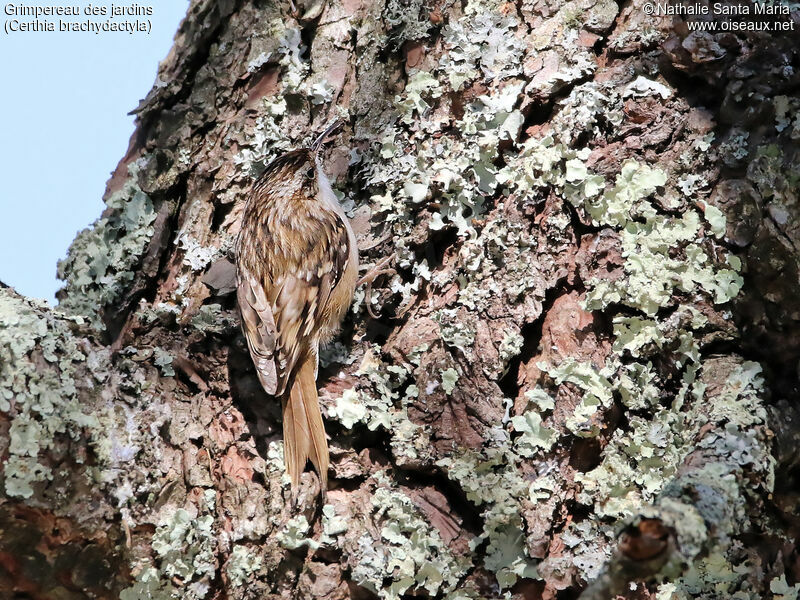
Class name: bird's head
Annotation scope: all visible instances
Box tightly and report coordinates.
[253,120,343,202]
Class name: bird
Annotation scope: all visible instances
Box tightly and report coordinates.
[235,121,358,494]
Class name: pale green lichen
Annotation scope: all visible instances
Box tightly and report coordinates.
[329,348,434,466]
[438,447,538,590]
[176,235,220,272]
[350,472,471,600]
[554,311,750,529]
[383,0,432,47]
[441,368,459,395]
[309,80,334,105]
[429,72,760,593]
[511,409,557,455]
[538,358,615,438]
[190,304,238,335]
[576,407,687,518]
[332,388,368,428]
[434,309,476,355]
[580,170,743,316]
[318,339,356,368]
[453,208,542,316]
[719,128,750,166]
[582,359,773,594]
[152,510,216,580]
[770,575,800,600]
[440,7,525,88]
[555,82,624,145]
[396,71,443,125]
[701,202,727,238]
[121,508,217,600]
[616,362,660,410]
[153,347,175,377]
[623,76,673,100]
[498,87,744,321]
[351,8,546,369]
[3,455,50,499]
[612,308,707,361]
[277,514,318,550]
[233,20,345,179]
[773,95,800,138]
[612,316,663,358]
[498,330,524,375]
[265,440,291,489]
[746,144,798,234]
[119,567,171,600]
[524,387,555,412]
[332,348,397,431]
[319,503,348,546]
[579,159,667,227]
[225,545,263,587]
[362,10,528,249]
[485,526,540,588]
[0,290,122,498]
[56,158,157,329]
[677,173,706,197]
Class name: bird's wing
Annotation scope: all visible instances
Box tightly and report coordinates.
[237,266,279,395]
[268,211,353,390]
[312,212,353,323]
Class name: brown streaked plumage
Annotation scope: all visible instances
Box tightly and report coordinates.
[235,126,358,494]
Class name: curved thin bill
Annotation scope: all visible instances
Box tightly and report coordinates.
[311,119,344,153]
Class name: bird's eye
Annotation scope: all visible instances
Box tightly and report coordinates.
[305,166,315,180]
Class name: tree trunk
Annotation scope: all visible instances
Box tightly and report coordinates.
[2,0,799,598]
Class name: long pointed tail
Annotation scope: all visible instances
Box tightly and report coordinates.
[282,357,329,491]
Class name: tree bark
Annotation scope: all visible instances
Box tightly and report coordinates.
[2,0,799,598]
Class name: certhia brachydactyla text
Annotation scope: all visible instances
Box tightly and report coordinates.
[236,121,358,493]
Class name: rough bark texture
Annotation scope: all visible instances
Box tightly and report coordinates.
[2,0,799,599]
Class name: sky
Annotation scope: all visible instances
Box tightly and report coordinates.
[0,2,189,303]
